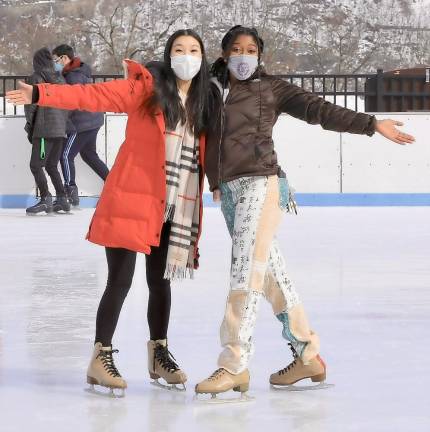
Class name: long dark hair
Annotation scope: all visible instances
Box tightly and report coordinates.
[31,47,63,84]
[211,25,266,87]
[143,29,211,137]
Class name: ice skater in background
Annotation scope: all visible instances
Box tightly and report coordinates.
[52,44,109,207]
[7,30,212,396]
[195,25,415,400]
[24,47,70,215]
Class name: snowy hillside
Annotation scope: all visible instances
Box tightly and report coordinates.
[0,0,429,74]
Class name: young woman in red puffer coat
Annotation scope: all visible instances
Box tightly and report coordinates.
[8,29,213,396]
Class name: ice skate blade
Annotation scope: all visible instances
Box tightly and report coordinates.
[150,378,186,392]
[26,212,54,217]
[193,392,254,404]
[53,210,73,215]
[271,381,334,392]
[85,384,125,398]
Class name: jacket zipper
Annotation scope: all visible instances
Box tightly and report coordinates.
[217,88,233,187]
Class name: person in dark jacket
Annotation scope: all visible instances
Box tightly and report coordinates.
[195,25,415,398]
[24,47,70,215]
[52,44,109,206]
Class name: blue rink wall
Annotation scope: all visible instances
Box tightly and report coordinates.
[1,113,429,208]
[2,193,430,208]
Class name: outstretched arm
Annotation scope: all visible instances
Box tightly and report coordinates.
[272,79,414,145]
[7,60,153,115]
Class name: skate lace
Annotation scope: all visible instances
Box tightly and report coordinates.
[279,343,299,375]
[154,344,180,372]
[97,349,121,377]
[208,368,226,381]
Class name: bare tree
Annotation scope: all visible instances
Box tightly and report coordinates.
[1,0,429,76]
[84,0,183,73]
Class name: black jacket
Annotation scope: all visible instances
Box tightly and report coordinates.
[62,58,104,134]
[24,48,68,140]
[205,74,376,191]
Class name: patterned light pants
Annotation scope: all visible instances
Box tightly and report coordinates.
[218,175,320,374]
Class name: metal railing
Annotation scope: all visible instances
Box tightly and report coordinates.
[2,69,429,116]
[0,72,373,116]
[365,68,430,112]
[0,74,120,116]
[278,73,374,112]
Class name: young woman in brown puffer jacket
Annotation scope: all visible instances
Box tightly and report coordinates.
[195,25,415,398]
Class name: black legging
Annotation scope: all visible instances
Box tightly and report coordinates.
[95,223,172,346]
[30,137,65,197]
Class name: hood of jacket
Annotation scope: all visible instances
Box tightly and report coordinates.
[32,47,63,84]
[63,57,92,78]
[33,47,55,74]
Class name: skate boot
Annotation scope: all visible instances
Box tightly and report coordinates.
[86,342,127,397]
[52,195,71,213]
[194,368,252,403]
[148,339,187,391]
[64,183,70,201]
[66,184,79,207]
[270,343,333,391]
[67,185,79,207]
[26,193,53,215]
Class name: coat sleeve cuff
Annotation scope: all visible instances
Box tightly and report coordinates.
[35,83,50,106]
[32,85,39,104]
[365,114,377,137]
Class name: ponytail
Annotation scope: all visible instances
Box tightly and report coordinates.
[211,57,229,88]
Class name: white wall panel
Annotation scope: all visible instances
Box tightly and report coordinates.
[0,116,106,196]
[0,117,35,194]
[342,114,430,192]
[273,115,342,192]
[1,113,429,197]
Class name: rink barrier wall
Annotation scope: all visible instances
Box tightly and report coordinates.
[1,113,429,207]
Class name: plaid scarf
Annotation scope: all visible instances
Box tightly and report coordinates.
[163,104,200,281]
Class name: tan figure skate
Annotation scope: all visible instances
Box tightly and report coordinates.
[194,368,253,403]
[86,342,127,397]
[270,343,334,391]
[148,339,187,391]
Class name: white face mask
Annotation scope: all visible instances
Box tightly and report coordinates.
[170,55,202,81]
[227,55,259,80]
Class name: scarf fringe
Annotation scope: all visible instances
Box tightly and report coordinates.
[163,263,194,281]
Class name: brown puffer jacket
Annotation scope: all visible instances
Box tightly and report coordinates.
[205,75,376,191]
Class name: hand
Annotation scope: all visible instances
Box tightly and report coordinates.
[6,81,33,105]
[375,119,415,145]
[213,189,221,202]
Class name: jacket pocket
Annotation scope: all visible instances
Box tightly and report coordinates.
[254,137,277,168]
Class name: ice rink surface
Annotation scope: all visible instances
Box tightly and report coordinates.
[0,206,429,432]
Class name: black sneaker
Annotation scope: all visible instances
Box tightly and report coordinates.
[26,193,53,215]
[53,195,71,213]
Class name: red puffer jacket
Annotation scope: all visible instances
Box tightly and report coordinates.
[36,60,206,265]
